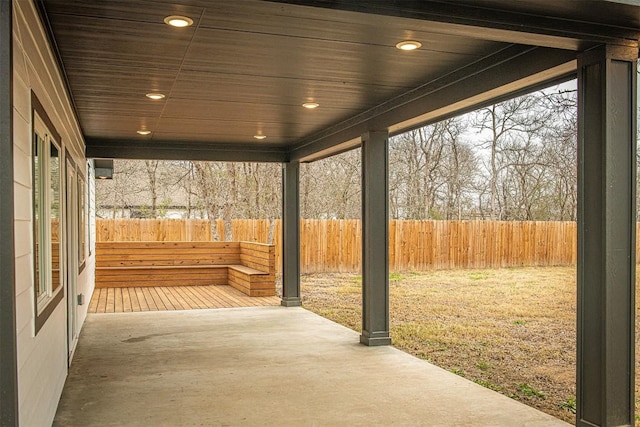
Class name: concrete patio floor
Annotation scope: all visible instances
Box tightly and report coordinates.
[54,306,570,427]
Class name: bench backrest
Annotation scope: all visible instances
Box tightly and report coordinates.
[96,241,244,267]
[240,242,276,275]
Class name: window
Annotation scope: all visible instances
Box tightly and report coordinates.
[32,93,64,333]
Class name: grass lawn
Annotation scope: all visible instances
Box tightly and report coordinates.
[300,266,639,424]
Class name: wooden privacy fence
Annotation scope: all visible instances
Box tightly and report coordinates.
[95,219,593,273]
[96,218,211,242]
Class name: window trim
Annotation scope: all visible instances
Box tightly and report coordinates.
[87,161,92,257]
[77,166,87,273]
[32,92,64,334]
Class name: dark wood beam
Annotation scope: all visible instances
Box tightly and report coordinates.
[266,0,639,50]
[290,45,576,162]
[86,138,288,163]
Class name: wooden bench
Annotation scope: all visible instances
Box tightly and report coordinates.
[95,241,276,297]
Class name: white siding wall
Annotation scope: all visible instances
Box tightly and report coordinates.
[13,1,94,425]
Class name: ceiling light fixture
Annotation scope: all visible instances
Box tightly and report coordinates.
[145,93,165,100]
[137,130,152,135]
[302,102,319,109]
[164,15,194,28]
[396,40,422,51]
[253,134,267,140]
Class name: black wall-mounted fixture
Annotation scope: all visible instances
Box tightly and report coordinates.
[93,159,113,180]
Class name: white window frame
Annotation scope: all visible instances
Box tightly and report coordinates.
[78,169,87,272]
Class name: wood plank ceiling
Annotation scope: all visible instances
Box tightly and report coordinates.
[38,0,640,160]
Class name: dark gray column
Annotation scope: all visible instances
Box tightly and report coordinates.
[0,0,18,425]
[281,161,301,307]
[360,131,391,346]
[577,45,637,427]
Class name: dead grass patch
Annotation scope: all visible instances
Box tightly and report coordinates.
[301,266,637,424]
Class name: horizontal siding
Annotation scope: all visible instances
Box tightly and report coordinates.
[18,306,67,427]
[14,254,32,296]
[12,1,93,426]
[13,182,31,221]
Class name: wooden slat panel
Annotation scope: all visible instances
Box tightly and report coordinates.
[114,288,123,312]
[96,289,107,314]
[88,289,100,313]
[196,286,232,308]
[121,288,132,312]
[97,241,239,249]
[162,287,188,310]
[173,286,202,309]
[88,285,279,313]
[133,288,150,311]
[150,287,168,310]
[153,287,175,310]
[214,285,247,306]
[141,288,159,311]
[129,288,142,312]
[188,286,217,307]
[96,279,223,289]
[97,248,240,255]
[228,269,276,297]
[106,288,115,313]
[96,268,229,277]
[96,257,241,266]
[180,287,209,309]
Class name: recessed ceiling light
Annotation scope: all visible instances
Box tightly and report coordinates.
[137,130,152,135]
[254,134,267,140]
[145,93,165,100]
[164,15,194,28]
[396,40,422,51]
[302,102,319,109]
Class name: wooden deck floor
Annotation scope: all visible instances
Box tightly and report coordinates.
[88,285,281,313]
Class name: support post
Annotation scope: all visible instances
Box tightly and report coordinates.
[577,45,637,427]
[0,0,18,425]
[360,131,391,346]
[281,161,301,307]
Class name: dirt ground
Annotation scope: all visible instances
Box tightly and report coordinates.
[299,266,640,425]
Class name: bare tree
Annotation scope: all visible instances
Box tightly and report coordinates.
[540,88,578,220]
[96,83,582,224]
[471,92,556,220]
[389,119,477,220]
[440,120,478,220]
[95,159,146,218]
[143,160,159,217]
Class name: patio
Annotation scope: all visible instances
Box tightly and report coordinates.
[3,2,639,425]
[53,306,569,426]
